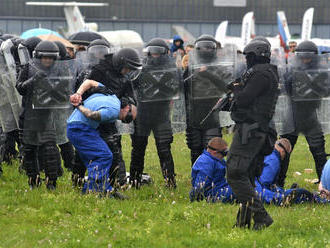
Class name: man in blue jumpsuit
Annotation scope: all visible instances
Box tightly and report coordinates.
[67,80,137,195]
[190,137,234,203]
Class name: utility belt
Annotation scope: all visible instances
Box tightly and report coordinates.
[237,122,260,145]
[236,121,277,156]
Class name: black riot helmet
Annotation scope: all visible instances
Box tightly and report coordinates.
[295,41,319,68]
[87,39,114,60]
[33,40,59,59]
[243,40,271,69]
[252,36,271,48]
[194,34,217,61]
[21,37,42,58]
[295,40,318,54]
[144,38,170,66]
[243,40,271,58]
[112,48,142,80]
[54,41,68,60]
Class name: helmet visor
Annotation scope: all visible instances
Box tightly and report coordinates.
[87,45,110,60]
[145,46,167,55]
[195,41,216,51]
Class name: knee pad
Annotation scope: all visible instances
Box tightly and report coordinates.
[186,127,202,150]
[41,143,61,180]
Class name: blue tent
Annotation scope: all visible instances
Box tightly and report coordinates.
[21,28,62,39]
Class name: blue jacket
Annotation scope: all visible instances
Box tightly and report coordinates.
[190,150,234,202]
[255,149,318,204]
[170,35,184,54]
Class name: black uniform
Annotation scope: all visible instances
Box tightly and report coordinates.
[278,42,328,186]
[184,35,231,165]
[72,54,133,186]
[226,40,279,230]
[16,59,62,189]
[130,51,178,188]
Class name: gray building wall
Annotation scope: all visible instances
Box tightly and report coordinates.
[1,18,329,42]
[1,0,330,40]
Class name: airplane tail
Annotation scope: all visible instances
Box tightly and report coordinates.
[240,12,254,46]
[215,21,228,44]
[277,11,291,49]
[26,2,108,35]
[171,25,195,43]
[301,7,314,40]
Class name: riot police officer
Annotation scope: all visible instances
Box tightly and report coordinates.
[278,41,328,186]
[226,39,279,230]
[16,41,63,190]
[71,48,142,187]
[129,38,179,188]
[184,34,232,166]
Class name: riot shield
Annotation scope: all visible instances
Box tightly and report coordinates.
[271,47,287,85]
[277,54,330,135]
[1,72,22,128]
[0,54,19,132]
[23,59,74,145]
[187,47,236,129]
[133,57,184,135]
[31,59,73,109]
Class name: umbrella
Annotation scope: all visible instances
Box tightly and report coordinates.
[21,28,62,39]
[38,34,74,48]
[68,31,105,46]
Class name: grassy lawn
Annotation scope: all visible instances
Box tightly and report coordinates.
[0,133,329,248]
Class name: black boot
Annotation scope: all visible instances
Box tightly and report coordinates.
[234,203,252,229]
[28,175,41,189]
[46,177,57,190]
[252,211,273,230]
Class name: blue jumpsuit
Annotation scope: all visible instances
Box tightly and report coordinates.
[67,92,120,193]
[190,150,234,203]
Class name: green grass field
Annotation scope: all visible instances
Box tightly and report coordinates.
[0,133,329,248]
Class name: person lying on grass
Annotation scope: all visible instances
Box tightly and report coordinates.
[190,137,329,204]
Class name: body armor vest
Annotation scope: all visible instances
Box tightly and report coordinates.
[231,63,279,129]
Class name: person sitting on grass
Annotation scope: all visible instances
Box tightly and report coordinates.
[68,80,137,198]
[190,137,234,203]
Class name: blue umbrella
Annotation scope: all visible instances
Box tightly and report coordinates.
[21,28,62,39]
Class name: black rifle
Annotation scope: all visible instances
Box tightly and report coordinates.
[199,92,233,126]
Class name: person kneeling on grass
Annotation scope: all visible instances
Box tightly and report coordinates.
[190,137,329,204]
[67,80,137,197]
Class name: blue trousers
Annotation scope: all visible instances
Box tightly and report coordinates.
[67,123,113,193]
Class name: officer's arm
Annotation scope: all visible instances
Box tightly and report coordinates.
[234,73,270,107]
[77,105,101,121]
[16,65,31,95]
[76,79,99,95]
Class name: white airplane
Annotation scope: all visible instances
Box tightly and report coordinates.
[277,8,330,53]
[25,2,144,50]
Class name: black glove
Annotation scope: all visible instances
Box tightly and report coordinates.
[34,70,47,81]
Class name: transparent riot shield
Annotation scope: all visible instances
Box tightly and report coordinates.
[277,53,330,135]
[31,59,73,109]
[0,54,19,132]
[1,72,22,128]
[133,57,184,135]
[271,47,287,85]
[187,47,236,129]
